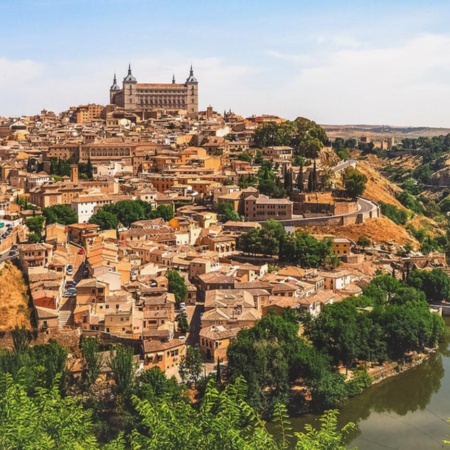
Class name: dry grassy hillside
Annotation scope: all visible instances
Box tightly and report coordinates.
[0,262,31,331]
[356,161,404,209]
[299,216,418,247]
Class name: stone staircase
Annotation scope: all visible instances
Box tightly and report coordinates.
[58,297,76,328]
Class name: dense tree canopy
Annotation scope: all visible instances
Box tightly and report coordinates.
[216,202,241,222]
[166,270,188,306]
[342,167,367,199]
[43,204,78,225]
[253,118,329,160]
[305,274,445,363]
[89,209,119,230]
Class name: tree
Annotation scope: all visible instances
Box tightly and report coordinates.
[0,374,109,449]
[296,162,304,191]
[178,346,203,386]
[26,215,45,236]
[238,228,263,255]
[406,269,450,303]
[109,345,135,399]
[177,314,189,334]
[150,204,174,222]
[43,204,78,225]
[11,326,31,355]
[237,152,253,162]
[89,209,119,230]
[342,167,367,199]
[357,236,371,248]
[295,410,355,450]
[166,270,188,307]
[134,367,184,403]
[27,233,41,243]
[102,200,153,228]
[81,337,103,389]
[216,202,240,222]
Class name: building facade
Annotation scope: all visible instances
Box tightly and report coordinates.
[109,65,199,116]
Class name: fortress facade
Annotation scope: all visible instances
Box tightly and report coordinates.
[109,65,198,116]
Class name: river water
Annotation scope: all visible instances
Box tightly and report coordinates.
[290,318,450,449]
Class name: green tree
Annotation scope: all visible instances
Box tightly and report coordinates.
[11,326,31,356]
[407,269,450,303]
[357,236,371,248]
[342,167,367,199]
[177,314,189,334]
[216,202,240,222]
[26,215,45,236]
[166,270,188,307]
[295,409,355,450]
[150,204,174,222]
[179,346,203,386]
[0,374,108,449]
[89,209,119,230]
[102,200,153,228]
[237,152,253,162]
[27,233,41,243]
[81,337,103,389]
[43,204,78,225]
[109,345,135,399]
[238,227,263,255]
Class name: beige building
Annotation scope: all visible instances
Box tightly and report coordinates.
[110,65,199,117]
[199,325,240,362]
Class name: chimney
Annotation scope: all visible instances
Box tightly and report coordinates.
[70,164,79,183]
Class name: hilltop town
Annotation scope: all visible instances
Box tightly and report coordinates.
[0,67,447,381]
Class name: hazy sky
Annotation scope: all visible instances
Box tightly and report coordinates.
[2,0,450,126]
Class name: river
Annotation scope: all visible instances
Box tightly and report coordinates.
[290,318,450,449]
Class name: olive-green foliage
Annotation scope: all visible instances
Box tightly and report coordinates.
[227,311,348,413]
[238,220,287,257]
[97,200,153,228]
[216,202,241,222]
[253,118,329,159]
[281,231,335,268]
[380,202,409,225]
[305,274,446,363]
[109,345,135,398]
[0,373,104,450]
[43,204,78,225]
[166,270,188,306]
[406,268,450,303]
[342,168,367,199]
[89,209,119,230]
[295,409,356,450]
[396,191,423,214]
[26,215,45,236]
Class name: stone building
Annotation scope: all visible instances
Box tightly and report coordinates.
[109,64,199,117]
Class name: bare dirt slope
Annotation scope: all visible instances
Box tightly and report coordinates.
[0,262,31,331]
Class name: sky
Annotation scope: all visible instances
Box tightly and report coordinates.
[2,0,450,126]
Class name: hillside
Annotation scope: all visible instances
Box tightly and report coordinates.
[298,216,418,247]
[0,262,31,331]
[356,161,404,209]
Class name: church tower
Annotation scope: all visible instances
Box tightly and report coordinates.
[109,73,121,104]
[185,65,199,116]
[123,64,137,110]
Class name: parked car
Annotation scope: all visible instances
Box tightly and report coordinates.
[179,302,186,310]
[66,265,73,275]
[78,248,84,255]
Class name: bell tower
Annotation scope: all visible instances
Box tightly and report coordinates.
[123,64,137,110]
[185,65,198,117]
